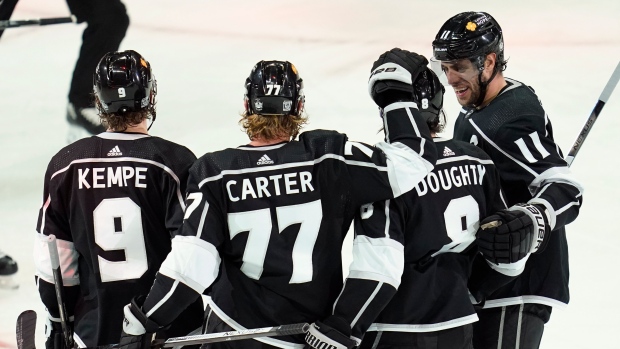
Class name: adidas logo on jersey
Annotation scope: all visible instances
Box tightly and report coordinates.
[107,145,122,157]
[256,154,274,165]
[443,146,455,157]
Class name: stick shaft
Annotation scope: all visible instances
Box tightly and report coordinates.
[566,61,620,166]
[0,16,75,29]
[47,234,74,349]
[158,323,309,347]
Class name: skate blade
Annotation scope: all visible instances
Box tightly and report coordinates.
[0,275,19,289]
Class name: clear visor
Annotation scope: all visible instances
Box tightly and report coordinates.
[430,57,480,86]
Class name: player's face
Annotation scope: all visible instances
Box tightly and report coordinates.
[440,59,481,107]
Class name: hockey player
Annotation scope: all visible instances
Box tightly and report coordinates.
[34,50,203,349]
[0,250,18,289]
[117,49,437,349]
[432,12,584,349]
[357,68,533,349]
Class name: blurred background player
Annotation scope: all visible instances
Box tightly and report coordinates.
[432,11,584,349]
[357,68,534,349]
[0,249,18,289]
[117,49,438,349]
[64,0,130,142]
[0,0,129,142]
[34,50,203,349]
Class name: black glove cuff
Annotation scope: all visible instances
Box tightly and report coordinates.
[509,203,550,254]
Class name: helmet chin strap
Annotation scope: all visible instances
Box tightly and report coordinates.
[147,114,156,131]
[471,56,499,108]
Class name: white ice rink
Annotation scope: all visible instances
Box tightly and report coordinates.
[1,0,619,348]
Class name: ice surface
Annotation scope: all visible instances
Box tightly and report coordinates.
[1,0,619,348]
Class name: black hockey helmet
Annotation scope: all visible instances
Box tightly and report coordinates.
[94,50,156,114]
[413,68,445,130]
[244,60,304,116]
[432,11,504,71]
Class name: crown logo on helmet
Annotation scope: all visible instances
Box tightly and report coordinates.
[466,22,477,31]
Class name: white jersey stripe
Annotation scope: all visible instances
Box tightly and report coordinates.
[436,155,494,166]
[96,133,150,141]
[368,314,478,333]
[49,157,185,210]
[146,280,179,318]
[196,202,210,238]
[481,295,568,309]
[350,282,383,328]
[468,119,539,177]
[206,300,305,349]
[198,153,388,188]
[237,143,287,151]
[383,200,391,239]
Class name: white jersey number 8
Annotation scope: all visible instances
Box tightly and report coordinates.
[432,195,479,256]
[94,197,148,282]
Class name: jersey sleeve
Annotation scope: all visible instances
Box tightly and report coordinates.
[331,199,405,341]
[468,161,522,302]
[344,101,437,205]
[142,163,223,326]
[34,164,80,320]
[484,116,583,231]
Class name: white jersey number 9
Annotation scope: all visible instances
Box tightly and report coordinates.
[94,197,148,282]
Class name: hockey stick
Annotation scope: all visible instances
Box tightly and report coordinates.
[0,15,75,30]
[565,60,620,167]
[151,323,310,348]
[16,310,37,349]
[47,235,74,349]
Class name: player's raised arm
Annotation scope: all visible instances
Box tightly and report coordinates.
[341,48,438,206]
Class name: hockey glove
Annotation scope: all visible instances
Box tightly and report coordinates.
[368,48,428,108]
[476,203,550,265]
[304,316,356,349]
[118,297,164,349]
[44,317,73,349]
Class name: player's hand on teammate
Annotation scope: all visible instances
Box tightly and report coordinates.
[118,297,162,349]
[44,317,73,349]
[368,48,429,108]
[304,317,356,349]
[476,203,550,264]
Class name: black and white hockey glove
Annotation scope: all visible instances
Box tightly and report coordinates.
[118,297,164,349]
[44,316,73,349]
[368,48,428,108]
[304,317,356,349]
[476,203,550,265]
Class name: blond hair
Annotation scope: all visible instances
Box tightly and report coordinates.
[240,113,308,141]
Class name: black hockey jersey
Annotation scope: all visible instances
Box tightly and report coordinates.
[358,138,508,334]
[140,102,437,348]
[34,132,204,347]
[453,78,584,307]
